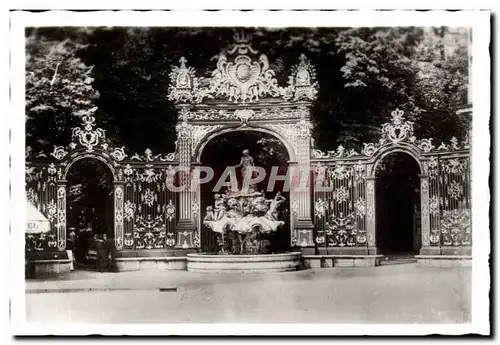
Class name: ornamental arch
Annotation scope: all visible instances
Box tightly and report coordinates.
[25,33,472,262]
[374,151,422,255]
[311,108,472,256]
[62,149,118,181]
[167,33,320,251]
[65,156,115,244]
[25,110,180,255]
[194,125,297,164]
[368,143,424,178]
[197,129,292,252]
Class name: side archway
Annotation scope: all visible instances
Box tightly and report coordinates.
[373,151,422,256]
[57,149,122,255]
[64,156,116,269]
[367,143,424,179]
[62,149,118,182]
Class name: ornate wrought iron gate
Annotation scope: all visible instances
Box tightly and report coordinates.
[25,34,471,259]
[25,112,185,255]
[311,109,471,256]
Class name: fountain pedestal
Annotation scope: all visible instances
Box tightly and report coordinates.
[186,252,302,273]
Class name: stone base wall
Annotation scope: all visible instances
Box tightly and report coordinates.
[302,255,383,268]
[115,257,187,271]
[187,252,302,273]
[416,255,472,267]
[26,259,72,278]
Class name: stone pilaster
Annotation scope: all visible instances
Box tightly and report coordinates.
[175,118,197,249]
[114,183,124,250]
[365,177,377,253]
[292,116,315,252]
[419,174,433,254]
[56,182,67,251]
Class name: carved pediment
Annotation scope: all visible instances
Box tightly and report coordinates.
[168,32,318,104]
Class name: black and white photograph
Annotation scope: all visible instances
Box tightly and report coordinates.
[8,9,490,336]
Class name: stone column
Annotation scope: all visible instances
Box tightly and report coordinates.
[365,176,377,254]
[114,183,124,250]
[56,182,67,251]
[175,120,197,250]
[292,118,315,253]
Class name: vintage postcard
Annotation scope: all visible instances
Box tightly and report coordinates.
[9,9,490,336]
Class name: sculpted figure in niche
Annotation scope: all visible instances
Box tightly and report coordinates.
[296,68,310,86]
[177,72,190,88]
[234,149,256,190]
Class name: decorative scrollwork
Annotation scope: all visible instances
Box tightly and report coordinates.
[450,137,460,150]
[430,229,440,244]
[167,57,197,103]
[191,199,200,218]
[314,198,327,218]
[291,229,298,246]
[51,146,68,160]
[429,196,440,216]
[441,209,471,246]
[110,147,126,161]
[234,109,254,126]
[71,112,106,152]
[382,108,415,144]
[447,180,464,200]
[333,186,349,203]
[354,163,365,180]
[167,33,318,104]
[355,198,366,216]
[328,165,353,180]
[291,199,299,218]
[418,138,435,153]
[166,232,176,247]
[165,200,176,222]
[285,54,318,101]
[46,199,57,222]
[421,179,429,193]
[141,189,158,207]
[441,158,467,174]
[193,231,200,248]
[47,163,57,176]
[312,149,329,159]
[26,188,39,205]
[325,213,356,247]
[124,200,136,222]
[136,168,163,183]
[361,142,378,157]
[134,214,166,250]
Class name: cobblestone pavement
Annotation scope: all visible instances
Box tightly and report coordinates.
[25,263,471,324]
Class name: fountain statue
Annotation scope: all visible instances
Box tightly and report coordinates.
[203,149,286,254]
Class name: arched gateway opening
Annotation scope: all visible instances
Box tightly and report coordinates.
[66,158,114,270]
[375,152,421,258]
[199,130,291,253]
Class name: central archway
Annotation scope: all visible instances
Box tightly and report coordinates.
[198,130,292,253]
[375,152,421,257]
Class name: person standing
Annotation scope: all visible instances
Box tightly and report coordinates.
[66,228,77,271]
[96,234,108,273]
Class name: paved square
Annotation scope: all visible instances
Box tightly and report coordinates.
[25,263,471,324]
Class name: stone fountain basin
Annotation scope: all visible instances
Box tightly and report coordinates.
[186,252,302,273]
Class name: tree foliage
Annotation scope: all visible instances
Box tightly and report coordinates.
[25,26,470,155]
[25,28,99,153]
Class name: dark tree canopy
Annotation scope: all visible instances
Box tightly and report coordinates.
[25,26,470,156]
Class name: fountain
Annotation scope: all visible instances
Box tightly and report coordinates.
[186,149,302,272]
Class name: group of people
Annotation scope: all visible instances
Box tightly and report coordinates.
[66,225,116,272]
